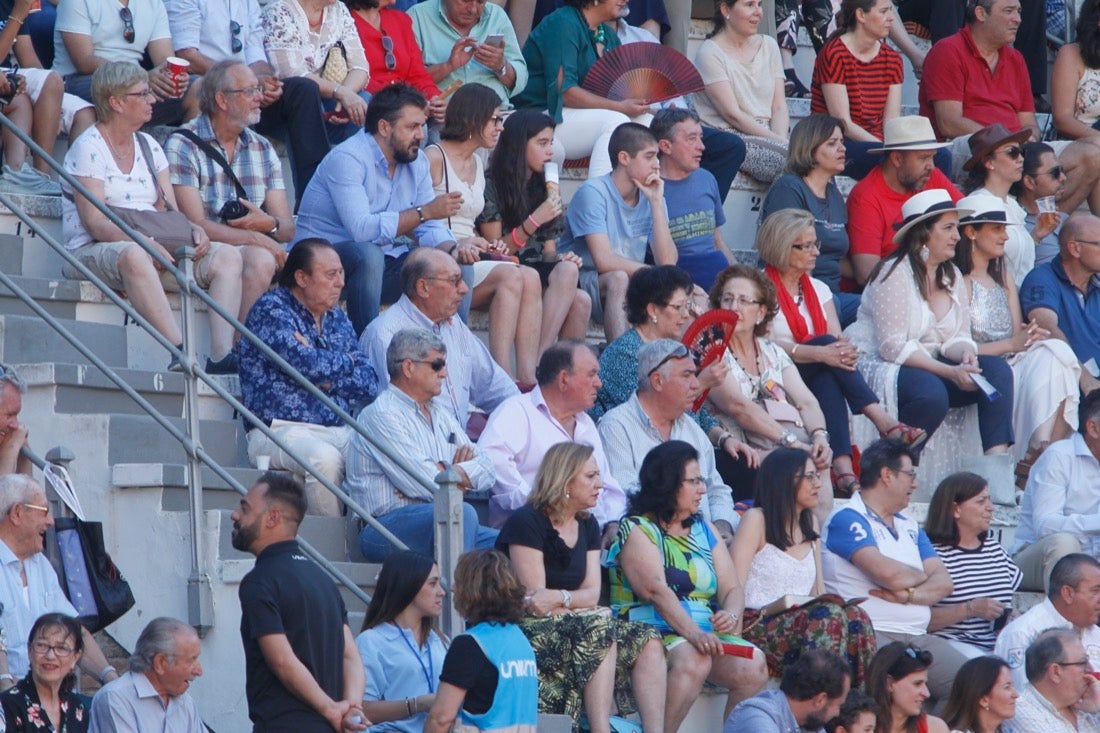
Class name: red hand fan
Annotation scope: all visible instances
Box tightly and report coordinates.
[582,44,705,104]
[681,309,739,412]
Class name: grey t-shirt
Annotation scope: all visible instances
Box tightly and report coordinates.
[760,173,849,292]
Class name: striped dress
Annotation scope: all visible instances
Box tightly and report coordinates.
[932,535,1023,651]
[810,35,903,140]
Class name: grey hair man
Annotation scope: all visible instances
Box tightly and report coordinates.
[165,58,296,352]
[89,617,204,733]
[1004,628,1100,732]
[0,474,120,690]
[345,327,498,562]
[597,338,738,540]
[0,366,31,476]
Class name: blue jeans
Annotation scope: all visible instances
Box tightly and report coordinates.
[895,355,1015,457]
[701,127,747,204]
[834,292,861,329]
[359,503,499,562]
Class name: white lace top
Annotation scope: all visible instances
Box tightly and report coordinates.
[743,542,817,609]
[262,0,369,79]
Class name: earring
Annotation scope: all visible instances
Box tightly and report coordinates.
[920,246,930,263]
[565,492,571,499]
[755,319,762,326]
[981,703,990,711]
[652,316,658,324]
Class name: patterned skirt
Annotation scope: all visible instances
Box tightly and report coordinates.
[519,613,659,728]
[742,598,877,686]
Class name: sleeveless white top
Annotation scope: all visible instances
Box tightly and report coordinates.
[743,542,816,609]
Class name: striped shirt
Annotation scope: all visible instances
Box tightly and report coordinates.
[810,35,903,140]
[931,534,1023,651]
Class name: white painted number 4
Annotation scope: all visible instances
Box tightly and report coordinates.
[849,522,867,542]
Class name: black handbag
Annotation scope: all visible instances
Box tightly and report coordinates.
[54,517,136,633]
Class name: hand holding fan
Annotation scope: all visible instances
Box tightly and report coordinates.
[582,44,705,104]
[681,309,739,411]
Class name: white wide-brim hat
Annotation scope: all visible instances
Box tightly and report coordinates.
[871,115,951,153]
[892,189,974,244]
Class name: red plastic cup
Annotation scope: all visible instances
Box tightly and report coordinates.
[166,56,189,95]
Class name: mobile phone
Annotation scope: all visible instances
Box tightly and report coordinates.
[485,34,504,47]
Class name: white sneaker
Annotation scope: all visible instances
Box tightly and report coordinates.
[0,164,61,196]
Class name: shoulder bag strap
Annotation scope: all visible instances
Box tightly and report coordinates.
[429,143,452,230]
[132,132,176,212]
[171,128,249,201]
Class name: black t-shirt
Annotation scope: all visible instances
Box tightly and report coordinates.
[239,540,348,732]
[438,634,497,714]
[495,505,599,591]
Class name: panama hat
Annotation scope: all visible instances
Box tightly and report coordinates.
[892,189,973,244]
[956,193,1009,226]
[962,123,1032,171]
[870,116,951,153]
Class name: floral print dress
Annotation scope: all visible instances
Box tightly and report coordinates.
[0,674,89,732]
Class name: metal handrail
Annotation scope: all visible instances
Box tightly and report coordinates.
[0,112,466,630]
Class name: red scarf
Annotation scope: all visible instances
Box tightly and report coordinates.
[765,265,827,344]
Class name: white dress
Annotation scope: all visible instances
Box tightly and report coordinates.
[743,542,816,610]
[968,278,1079,460]
[844,258,982,495]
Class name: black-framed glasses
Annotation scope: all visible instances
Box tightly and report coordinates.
[646,343,690,376]
[1031,165,1065,179]
[490,115,504,126]
[31,641,74,658]
[998,146,1023,160]
[410,358,446,372]
[231,20,243,54]
[380,33,396,71]
[119,6,135,43]
[1057,659,1090,667]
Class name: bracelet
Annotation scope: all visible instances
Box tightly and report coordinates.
[905,587,916,605]
[791,344,800,356]
[811,427,829,441]
[97,665,116,684]
[511,227,523,247]
[0,674,13,685]
[405,697,414,716]
[416,206,426,223]
[717,432,734,451]
[520,221,535,237]
[7,15,25,24]
[526,214,541,231]
[560,588,572,609]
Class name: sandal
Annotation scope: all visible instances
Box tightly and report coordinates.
[833,472,860,499]
[884,423,928,451]
[783,69,810,99]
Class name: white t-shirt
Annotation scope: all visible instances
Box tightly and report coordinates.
[62,127,169,250]
[53,0,173,78]
[994,597,1100,689]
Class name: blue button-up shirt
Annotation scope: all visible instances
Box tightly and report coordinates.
[1020,257,1100,366]
[239,287,378,427]
[293,131,455,257]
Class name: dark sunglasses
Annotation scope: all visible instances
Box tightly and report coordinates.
[647,343,690,376]
[1031,165,1064,179]
[998,146,1023,160]
[381,33,396,71]
[231,20,243,54]
[119,6,135,43]
[411,358,446,372]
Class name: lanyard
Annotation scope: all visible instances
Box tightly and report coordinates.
[394,623,435,692]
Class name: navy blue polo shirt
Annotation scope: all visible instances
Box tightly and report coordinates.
[1019,257,1100,365]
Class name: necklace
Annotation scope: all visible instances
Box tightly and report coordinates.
[729,337,764,397]
[795,279,804,307]
[99,126,133,163]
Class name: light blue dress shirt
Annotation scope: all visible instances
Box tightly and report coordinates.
[357,623,447,733]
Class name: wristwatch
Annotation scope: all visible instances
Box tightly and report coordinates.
[267,217,280,236]
[416,206,426,223]
[560,588,572,609]
[497,61,508,77]
[779,431,797,447]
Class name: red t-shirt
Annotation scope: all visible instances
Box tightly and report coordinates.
[810,35,903,140]
[846,166,963,259]
[351,8,442,97]
[918,26,1033,140]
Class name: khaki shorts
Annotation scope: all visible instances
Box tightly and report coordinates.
[63,240,222,291]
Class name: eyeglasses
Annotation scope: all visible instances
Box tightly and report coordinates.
[791,241,821,252]
[119,6,135,43]
[122,89,156,99]
[662,300,692,314]
[231,20,243,54]
[31,641,74,658]
[646,343,690,376]
[1031,165,1064,179]
[1074,239,1100,248]
[681,476,706,487]
[490,115,504,126]
[796,470,821,483]
[893,467,918,479]
[410,358,447,372]
[380,34,396,71]
[21,503,48,515]
[997,146,1023,160]
[1058,659,1090,667]
[719,294,763,309]
[224,85,262,97]
[425,274,464,287]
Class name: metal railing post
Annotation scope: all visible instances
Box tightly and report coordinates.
[175,246,213,634]
[433,467,464,638]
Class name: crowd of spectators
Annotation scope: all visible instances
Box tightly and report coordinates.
[12,0,1100,727]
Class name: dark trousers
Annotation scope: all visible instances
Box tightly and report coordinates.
[797,335,880,457]
[1014,0,1047,95]
[896,355,1014,456]
[716,449,758,503]
[701,127,747,204]
[255,76,331,209]
[895,0,964,42]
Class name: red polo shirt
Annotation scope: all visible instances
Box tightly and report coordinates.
[847,166,963,260]
[918,26,1033,140]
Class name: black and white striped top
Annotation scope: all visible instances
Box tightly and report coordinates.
[932,535,1023,651]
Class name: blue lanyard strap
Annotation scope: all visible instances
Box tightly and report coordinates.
[394,623,435,693]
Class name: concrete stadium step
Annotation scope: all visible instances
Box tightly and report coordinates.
[112,462,268,512]
[17,361,240,421]
[0,313,129,369]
